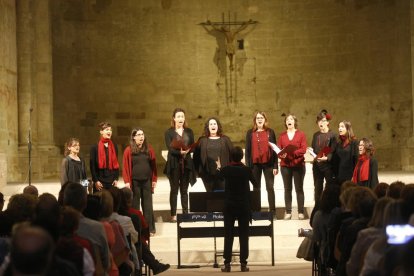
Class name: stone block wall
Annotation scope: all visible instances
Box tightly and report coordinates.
[1,0,414,183]
[50,0,412,172]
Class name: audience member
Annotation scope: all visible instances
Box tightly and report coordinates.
[373,182,389,198]
[63,182,111,272]
[23,184,39,197]
[346,197,393,275]
[387,181,405,199]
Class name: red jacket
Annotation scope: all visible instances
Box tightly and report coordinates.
[128,207,149,242]
[277,130,307,167]
[122,145,157,187]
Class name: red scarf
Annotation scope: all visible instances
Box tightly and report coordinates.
[339,135,349,147]
[98,138,119,170]
[352,154,370,183]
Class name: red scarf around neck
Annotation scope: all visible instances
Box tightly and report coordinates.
[339,135,349,147]
[352,154,370,183]
[98,138,119,170]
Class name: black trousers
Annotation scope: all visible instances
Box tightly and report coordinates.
[280,166,305,214]
[168,167,190,216]
[312,163,335,204]
[201,174,224,192]
[140,241,161,270]
[223,205,250,265]
[132,179,155,233]
[252,164,276,211]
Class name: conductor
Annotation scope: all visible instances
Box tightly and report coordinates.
[218,146,259,272]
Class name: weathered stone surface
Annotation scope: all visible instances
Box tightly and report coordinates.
[2,0,414,183]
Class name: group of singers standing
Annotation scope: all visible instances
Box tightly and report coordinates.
[60,107,379,230]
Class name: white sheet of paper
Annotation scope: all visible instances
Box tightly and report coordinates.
[268,142,281,154]
[307,147,317,158]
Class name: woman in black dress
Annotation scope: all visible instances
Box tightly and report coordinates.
[163,108,196,222]
[194,117,233,192]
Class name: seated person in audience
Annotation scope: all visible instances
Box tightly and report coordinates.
[311,185,341,273]
[63,182,111,273]
[2,225,54,275]
[59,206,95,276]
[335,186,377,276]
[84,193,131,276]
[1,223,80,276]
[32,193,90,276]
[346,197,393,276]
[23,184,39,197]
[373,182,389,198]
[386,181,405,199]
[107,187,170,275]
[120,187,150,242]
[360,200,412,276]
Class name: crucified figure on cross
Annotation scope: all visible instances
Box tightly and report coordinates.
[206,19,252,70]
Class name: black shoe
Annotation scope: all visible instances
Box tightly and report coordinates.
[221,264,231,272]
[153,263,170,275]
[241,264,249,272]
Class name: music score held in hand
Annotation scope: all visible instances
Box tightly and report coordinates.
[268,142,298,157]
[307,146,331,159]
[170,139,199,151]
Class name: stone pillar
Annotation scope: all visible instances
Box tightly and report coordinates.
[16,0,60,181]
[403,0,414,170]
[0,0,18,186]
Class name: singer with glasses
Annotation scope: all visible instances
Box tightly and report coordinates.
[60,137,88,188]
[245,111,278,215]
[123,127,157,235]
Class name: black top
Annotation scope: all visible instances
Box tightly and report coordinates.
[311,130,337,171]
[163,127,196,184]
[206,138,221,175]
[132,152,151,181]
[89,143,119,184]
[245,128,278,170]
[332,140,359,183]
[60,156,87,185]
[194,135,233,177]
[219,163,259,214]
[355,158,379,189]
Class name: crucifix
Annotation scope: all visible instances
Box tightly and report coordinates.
[201,14,257,71]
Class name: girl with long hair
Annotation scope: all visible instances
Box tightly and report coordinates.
[122,128,157,234]
[244,111,278,214]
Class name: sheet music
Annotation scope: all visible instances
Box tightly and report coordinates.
[268,141,281,154]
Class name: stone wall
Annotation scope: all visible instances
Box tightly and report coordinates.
[50,0,412,172]
[1,0,412,184]
[0,0,18,186]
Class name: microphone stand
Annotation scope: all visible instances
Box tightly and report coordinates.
[28,107,33,186]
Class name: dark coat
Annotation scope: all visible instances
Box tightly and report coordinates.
[163,127,196,185]
[193,135,233,177]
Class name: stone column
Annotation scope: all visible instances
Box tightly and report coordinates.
[402,0,414,170]
[0,0,18,187]
[17,0,60,181]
